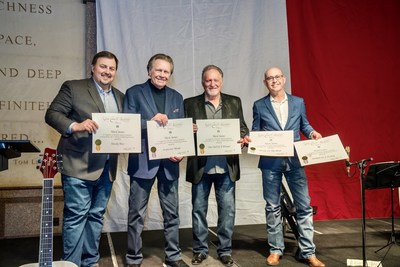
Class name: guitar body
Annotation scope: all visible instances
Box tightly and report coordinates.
[19,149,77,267]
[20,260,78,267]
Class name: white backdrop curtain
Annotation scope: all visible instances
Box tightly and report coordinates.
[96,0,291,232]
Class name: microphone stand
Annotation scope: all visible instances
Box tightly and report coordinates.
[348,158,373,267]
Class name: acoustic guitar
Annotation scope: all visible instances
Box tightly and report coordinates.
[20,148,77,267]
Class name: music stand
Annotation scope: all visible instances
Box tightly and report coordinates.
[365,162,400,262]
[0,140,40,171]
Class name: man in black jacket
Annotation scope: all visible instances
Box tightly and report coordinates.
[184,65,249,267]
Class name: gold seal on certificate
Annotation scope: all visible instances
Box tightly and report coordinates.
[294,134,348,166]
[195,119,241,156]
[248,130,294,156]
[146,118,195,160]
[92,113,141,153]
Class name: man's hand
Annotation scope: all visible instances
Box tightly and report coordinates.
[238,135,251,148]
[192,123,198,133]
[169,156,183,162]
[152,113,168,126]
[310,130,322,140]
[72,119,99,134]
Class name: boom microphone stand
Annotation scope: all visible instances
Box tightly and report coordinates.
[347,157,373,267]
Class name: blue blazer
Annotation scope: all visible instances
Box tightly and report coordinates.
[123,80,184,180]
[252,93,314,170]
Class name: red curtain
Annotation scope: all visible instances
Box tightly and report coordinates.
[286,0,400,220]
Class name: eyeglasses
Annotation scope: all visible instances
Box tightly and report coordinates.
[265,75,284,82]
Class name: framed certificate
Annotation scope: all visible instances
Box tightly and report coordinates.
[195,119,241,156]
[294,134,348,166]
[248,130,294,156]
[92,113,141,153]
[147,118,195,160]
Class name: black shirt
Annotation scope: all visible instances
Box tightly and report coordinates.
[149,80,166,113]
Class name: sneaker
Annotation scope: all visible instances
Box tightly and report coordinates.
[163,259,189,267]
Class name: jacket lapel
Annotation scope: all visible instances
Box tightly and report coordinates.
[264,94,283,130]
[111,86,123,112]
[195,94,207,120]
[141,82,159,115]
[221,94,228,119]
[164,88,174,115]
[87,78,105,113]
[286,94,295,130]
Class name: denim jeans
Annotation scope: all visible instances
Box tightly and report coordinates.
[261,163,316,259]
[126,169,181,264]
[192,172,235,257]
[61,163,112,267]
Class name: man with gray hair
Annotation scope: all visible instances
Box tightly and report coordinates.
[184,65,250,267]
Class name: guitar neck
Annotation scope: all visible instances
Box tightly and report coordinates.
[19,149,77,267]
[39,178,54,266]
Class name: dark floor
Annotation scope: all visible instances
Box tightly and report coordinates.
[1,218,400,267]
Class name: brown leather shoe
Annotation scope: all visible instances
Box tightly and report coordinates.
[306,256,325,267]
[266,253,281,266]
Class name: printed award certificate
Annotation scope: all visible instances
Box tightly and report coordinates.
[294,134,348,166]
[146,118,195,160]
[248,130,294,156]
[195,119,241,156]
[92,113,141,153]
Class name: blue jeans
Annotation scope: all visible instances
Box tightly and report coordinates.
[192,172,235,257]
[126,169,181,264]
[261,163,316,259]
[61,163,112,267]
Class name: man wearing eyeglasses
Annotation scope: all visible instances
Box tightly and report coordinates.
[251,67,325,267]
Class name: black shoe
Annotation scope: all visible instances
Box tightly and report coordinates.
[163,259,189,267]
[219,255,234,267]
[126,264,141,267]
[192,253,207,265]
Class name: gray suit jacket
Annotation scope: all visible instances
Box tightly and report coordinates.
[123,80,184,180]
[184,93,249,184]
[252,93,314,170]
[45,78,124,181]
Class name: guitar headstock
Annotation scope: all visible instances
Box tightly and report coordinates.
[38,148,62,179]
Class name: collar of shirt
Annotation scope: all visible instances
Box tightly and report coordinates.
[270,92,288,129]
[93,79,119,114]
[270,92,288,104]
[205,99,223,120]
[93,79,112,96]
[204,94,222,108]
[205,99,222,108]
[149,79,166,91]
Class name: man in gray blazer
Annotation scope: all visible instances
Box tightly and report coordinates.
[45,51,124,267]
[123,54,188,267]
[252,67,325,267]
[184,65,249,267]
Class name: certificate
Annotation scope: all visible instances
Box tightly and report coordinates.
[196,119,241,156]
[248,131,294,156]
[294,134,348,166]
[92,113,141,153]
[147,118,195,160]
